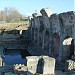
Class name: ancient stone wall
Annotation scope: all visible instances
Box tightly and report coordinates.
[29,8,75,62]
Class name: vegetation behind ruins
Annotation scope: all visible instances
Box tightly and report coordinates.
[0,7,29,33]
[0,7,29,23]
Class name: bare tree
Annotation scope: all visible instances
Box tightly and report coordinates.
[0,7,22,23]
[0,10,5,22]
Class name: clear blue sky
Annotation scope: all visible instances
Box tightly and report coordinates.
[0,0,74,16]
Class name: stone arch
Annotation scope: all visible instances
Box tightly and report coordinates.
[63,36,74,59]
[52,33,60,59]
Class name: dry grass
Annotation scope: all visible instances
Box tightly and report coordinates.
[0,21,29,31]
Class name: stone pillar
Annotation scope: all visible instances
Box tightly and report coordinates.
[31,27,32,40]
[37,29,39,45]
[34,28,36,42]
[48,34,52,56]
[42,30,45,50]
[40,8,53,55]
[32,13,41,44]
[58,34,63,62]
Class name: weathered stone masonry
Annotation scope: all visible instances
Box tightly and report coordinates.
[29,8,75,62]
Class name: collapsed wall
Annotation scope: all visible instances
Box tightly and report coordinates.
[29,8,75,62]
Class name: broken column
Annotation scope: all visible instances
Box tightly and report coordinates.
[32,13,42,44]
[40,8,53,55]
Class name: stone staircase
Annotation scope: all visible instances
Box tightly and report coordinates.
[27,42,42,56]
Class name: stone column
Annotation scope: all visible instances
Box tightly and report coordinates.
[33,28,35,42]
[58,34,64,62]
[37,29,39,45]
[42,30,45,50]
[40,8,53,54]
[49,31,52,56]
[31,27,32,40]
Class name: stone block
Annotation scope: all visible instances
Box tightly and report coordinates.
[65,60,75,71]
[42,56,55,74]
[40,8,53,17]
[26,56,55,75]
[26,56,40,75]
[0,58,3,66]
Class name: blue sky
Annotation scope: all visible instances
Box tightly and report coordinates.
[0,0,74,16]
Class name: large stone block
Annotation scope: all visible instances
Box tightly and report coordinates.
[40,8,53,17]
[26,56,55,75]
[26,56,40,75]
[42,56,55,74]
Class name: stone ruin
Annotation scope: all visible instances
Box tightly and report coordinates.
[0,56,55,75]
[29,8,75,70]
[26,56,55,75]
[0,7,75,74]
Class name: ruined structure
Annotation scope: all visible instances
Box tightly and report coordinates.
[26,56,55,75]
[0,7,75,75]
[29,8,75,63]
[0,56,55,75]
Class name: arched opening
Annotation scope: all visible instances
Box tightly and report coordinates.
[63,36,74,59]
[52,33,60,59]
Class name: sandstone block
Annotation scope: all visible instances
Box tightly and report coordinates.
[26,56,55,75]
[26,56,40,75]
[42,56,55,74]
